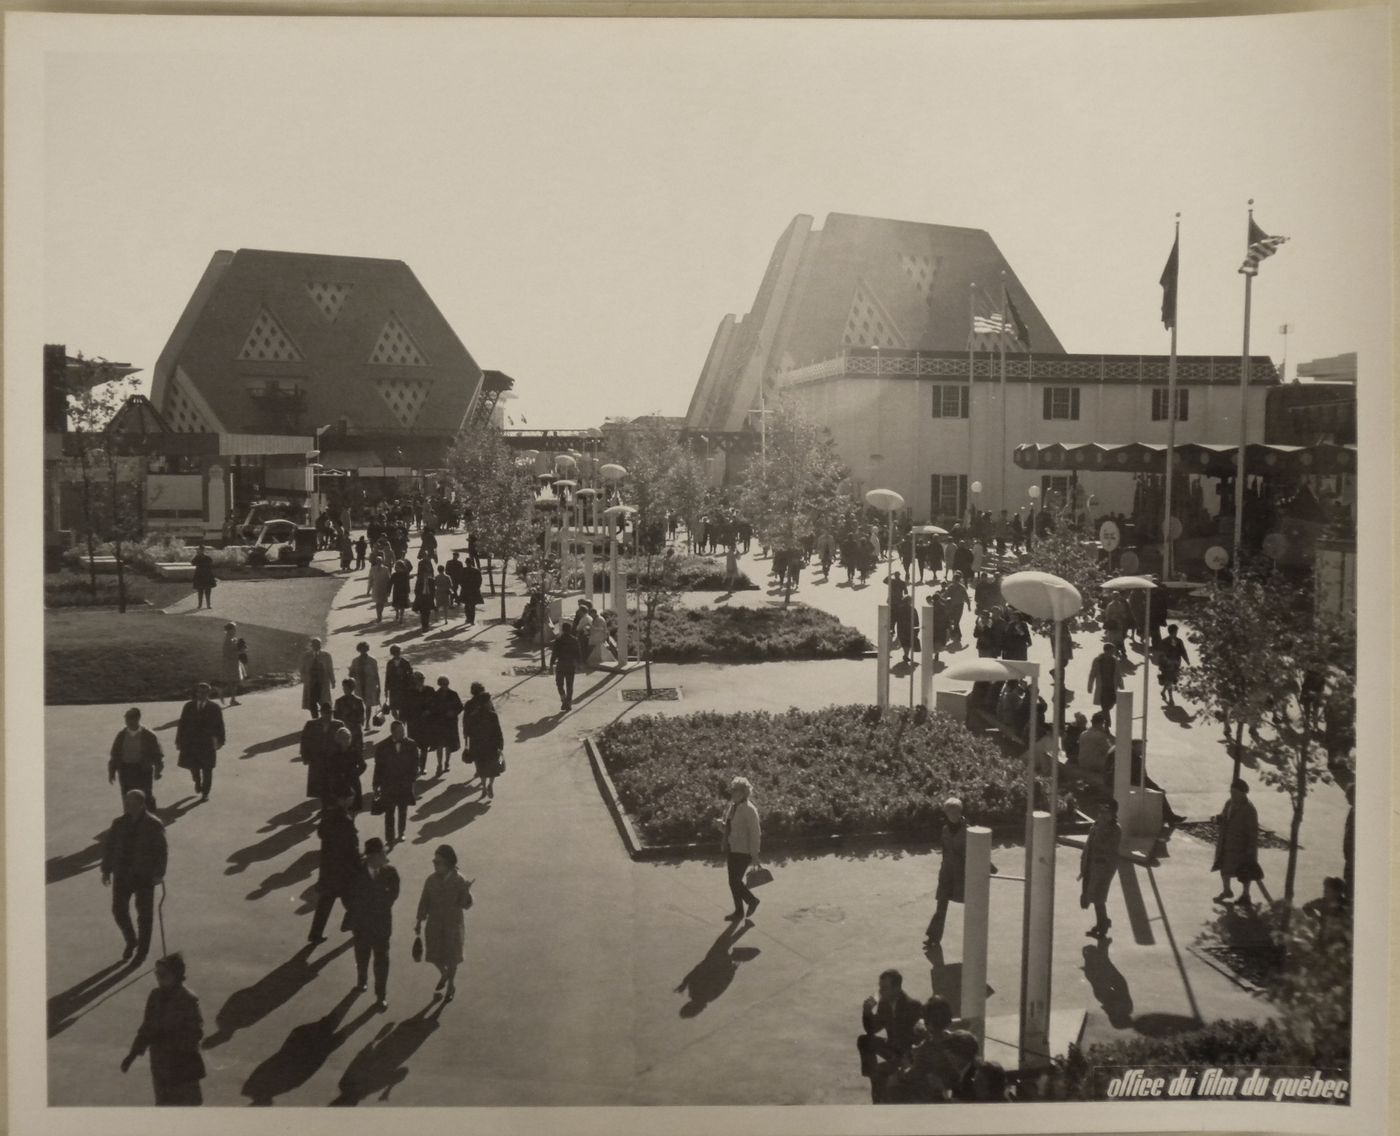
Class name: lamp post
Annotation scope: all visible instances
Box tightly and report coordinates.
[909,524,948,706]
[864,487,905,584]
[945,656,1048,1066]
[603,503,636,667]
[1102,574,1159,786]
[969,479,983,531]
[865,488,906,709]
[1028,483,1041,544]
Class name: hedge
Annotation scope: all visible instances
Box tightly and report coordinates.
[62,534,248,575]
[596,704,1043,846]
[580,553,755,593]
[645,604,870,662]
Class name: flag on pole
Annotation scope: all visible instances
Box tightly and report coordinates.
[1239,218,1288,276]
[1159,234,1179,330]
[969,286,1014,349]
[1005,289,1031,350]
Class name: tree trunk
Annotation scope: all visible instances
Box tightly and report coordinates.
[538,589,547,671]
[498,556,509,621]
[108,461,128,613]
[78,453,99,597]
[643,615,653,694]
[1230,718,1244,783]
[1283,744,1307,908]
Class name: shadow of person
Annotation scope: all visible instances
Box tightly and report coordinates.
[674,922,761,1018]
[1163,704,1192,728]
[241,987,377,1104]
[47,959,144,1037]
[225,819,318,875]
[925,945,967,1018]
[332,998,446,1105]
[155,796,205,827]
[259,799,322,833]
[1081,941,1134,1029]
[44,830,109,885]
[411,800,490,844]
[514,712,566,743]
[241,730,304,760]
[245,848,321,901]
[410,781,476,823]
[205,941,354,1048]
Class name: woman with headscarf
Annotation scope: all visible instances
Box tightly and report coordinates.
[415,844,473,1002]
[120,952,205,1105]
[1212,779,1262,906]
[462,682,505,799]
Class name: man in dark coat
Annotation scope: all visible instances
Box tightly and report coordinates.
[1088,643,1132,730]
[334,678,368,751]
[549,622,582,712]
[345,837,400,1009]
[324,727,367,812]
[1081,800,1122,937]
[384,644,413,720]
[101,790,168,964]
[856,968,924,1103]
[300,705,347,800]
[460,560,485,625]
[373,720,420,846]
[121,952,205,1105]
[309,791,360,943]
[109,707,164,810]
[1000,611,1032,662]
[924,798,967,947]
[174,683,224,802]
[405,672,435,775]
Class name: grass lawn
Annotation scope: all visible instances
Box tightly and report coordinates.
[596,704,1036,847]
[45,570,193,610]
[645,602,870,662]
[45,610,308,704]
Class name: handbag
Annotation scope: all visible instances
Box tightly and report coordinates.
[745,864,773,888]
[412,934,423,962]
[369,792,385,816]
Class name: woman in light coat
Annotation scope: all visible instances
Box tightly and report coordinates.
[415,844,473,1002]
[712,776,762,922]
[300,639,336,713]
[368,556,393,620]
[348,642,381,715]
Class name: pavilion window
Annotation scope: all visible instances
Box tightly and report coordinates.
[1043,386,1080,421]
[1151,388,1189,422]
[931,384,969,419]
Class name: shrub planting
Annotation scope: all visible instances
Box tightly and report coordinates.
[645,604,870,662]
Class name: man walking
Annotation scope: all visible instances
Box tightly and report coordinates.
[300,638,337,713]
[372,720,419,846]
[174,683,224,802]
[550,621,582,712]
[924,798,966,948]
[1080,800,1122,938]
[345,837,400,1011]
[108,708,164,811]
[101,790,168,964]
[309,789,360,944]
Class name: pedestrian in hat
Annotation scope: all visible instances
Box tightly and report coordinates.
[309,788,360,944]
[345,837,400,1011]
[174,683,224,802]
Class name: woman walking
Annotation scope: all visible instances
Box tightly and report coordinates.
[712,776,762,921]
[433,564,454,623]
[1079,800,1121,938]
[462,682,505,799]
[389,559,412,624]
[1212,779,1262,906]
[415,845,473,1003]
[349,642,382,723]
[384,645,412,722]
[413,558,436,630]
[428,676,464,777]
[120,953,205,1106]
[1155,623,1190,707]
[368,556,392,620]
[190,544,217,610]
[220,622,245,707]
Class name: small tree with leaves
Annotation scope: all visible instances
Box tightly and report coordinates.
[444,422,537,620]
[513,521,562,670]
[637,545,685,695]
[737,399,850,607]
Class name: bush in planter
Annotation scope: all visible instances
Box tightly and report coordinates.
[645,604,870,662]
[585,553,755,593]
[61,534,246,575]
[596,704,1039,846]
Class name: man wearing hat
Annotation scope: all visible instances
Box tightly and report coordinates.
[345,837,400,1010]
[924,798,966,948]
[175,683,225,802]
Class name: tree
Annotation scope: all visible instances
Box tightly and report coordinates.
[444,423,537,621]
[63,361,141,606]
[636,545,684,695]
[513,524,561,671]
[1177,574,1290,783]
[737,398,850,607]
[611,420,683,555]
[668,449,710,554]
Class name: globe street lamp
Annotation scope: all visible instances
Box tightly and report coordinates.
[908,523,948,706]
[1028,483,1041,543]
[969,479,983,530]
[864,487,905,582]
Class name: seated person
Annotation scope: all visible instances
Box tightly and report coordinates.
[941,1029,984,1101]
[1063,712,1089,764]
[1078,712,1115,784]
[856,969,923,1103]
[972,1059,1010,1102]
[885,996,956,1103]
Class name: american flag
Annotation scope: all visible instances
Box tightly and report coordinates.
[1239,218,1288,276]
[973,313,1012,336]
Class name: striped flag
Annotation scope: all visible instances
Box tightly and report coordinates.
[1239,218,1288,276]
[969,286,1015,348]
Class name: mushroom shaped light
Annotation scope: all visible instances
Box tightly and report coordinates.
[864,488,906,513]
[1000,570,1083,623]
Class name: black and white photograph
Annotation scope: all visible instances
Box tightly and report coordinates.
[4,7,1393,1135]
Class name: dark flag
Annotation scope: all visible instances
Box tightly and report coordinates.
[1159,234,1179,330]
[1005,289,1031,351]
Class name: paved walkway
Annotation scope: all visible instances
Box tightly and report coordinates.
[42,541,1345,1107]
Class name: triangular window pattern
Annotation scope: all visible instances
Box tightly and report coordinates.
[306,282,354,322]
[164,382,210,434]
[900,254,940,302]
[842,282,905,349]
[238,308,304,362]
[375,378,433,427]
[368,314,429,367]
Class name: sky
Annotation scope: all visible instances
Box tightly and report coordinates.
[30,9,1393,428]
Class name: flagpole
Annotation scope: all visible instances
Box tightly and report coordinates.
[1233,201,1253,567]
[999,274,1008,515]
[967,283,976,528]
[1163,213,1180,580]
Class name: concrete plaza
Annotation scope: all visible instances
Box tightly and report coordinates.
[42,541,1348,1106]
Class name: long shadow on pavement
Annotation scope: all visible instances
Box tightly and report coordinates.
[259,799,321,833]
[246,848,321,900]
[1081,940,1134,1028]
[410,782,477,823]
[411,800,490,845]
[400,637,491,669]
[241,730,304,760]
[514,711,567,742]
[48,959,146,1037]
[227,820,318,875]
[332,997,446,1105]
[674,921,760,1018]
[240,987,378,1104]
[156,796,205,827]
[206,941,354,1048]
[45,831,108,885]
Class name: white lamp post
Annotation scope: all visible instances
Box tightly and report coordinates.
[1028,483,1041,544]
[1102,574,1159,784]
[969,479,983,530]
[946,656,1049,1066]
[603,503,636,666]
[865,488,905,708]
[909,523,948,706]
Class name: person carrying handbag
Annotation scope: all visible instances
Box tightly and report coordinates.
[712,776,762,922]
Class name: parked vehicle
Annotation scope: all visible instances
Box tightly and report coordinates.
[237,499,310,542]
[245,520,317,567]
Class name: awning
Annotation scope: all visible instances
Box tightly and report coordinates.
[1012,441,1356,477]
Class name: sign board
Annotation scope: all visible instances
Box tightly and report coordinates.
[1262,532,1288,561]
[1161,516,1184,540]
[1098,520,1120,553]
[1204,545,1230,572]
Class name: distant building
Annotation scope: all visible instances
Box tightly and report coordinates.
[1266,353,1357,446]
[150,248,488,478]
[685,212,1065,436]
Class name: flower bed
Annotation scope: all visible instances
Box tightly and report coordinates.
[580,553,755,593]
[645,603,870,662]
[595,704,1034,846]
[62,534,248,575]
